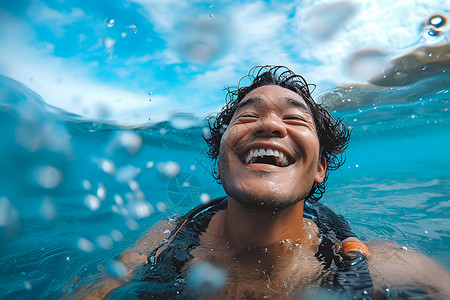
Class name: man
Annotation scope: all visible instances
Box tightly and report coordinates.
[76,66,450,299]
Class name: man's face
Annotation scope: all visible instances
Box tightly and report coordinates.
[218,85,326,210]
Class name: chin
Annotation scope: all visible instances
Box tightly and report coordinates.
[226,185,302,211]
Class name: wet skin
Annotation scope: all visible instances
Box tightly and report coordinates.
[218,85,326,211]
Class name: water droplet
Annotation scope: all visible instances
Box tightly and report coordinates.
[96,235,113,249]
[190,165,196,171]
[200,193,211,204]
[114,194,124,206]
[121,32,127,38]
[133,202,154,218]
[24,281,32,290]
[160,128,166,135]
[129,180,139,191]
[77,237,94,252]
[39,197,56,221]
[110,229,124,242]
[107,260,128,279]
[97,183,106,200]
[107,131,143,156]
[85,194,101,211]
[146,161,154,169]
[157,161,180,178]
[21,272,26,276]
[82,179,91,191]
[66,256,70,261]
[424,230,428,234]
[116,165,141,183]
[186,262,227,296]
[127,25,137,33]
[104,37,116,49]
[209,14,213,17]
[105,18,115,27]
[98,158,116,175]
[34,165,63,189]
[126,218,139,230]
[156,202,167,212]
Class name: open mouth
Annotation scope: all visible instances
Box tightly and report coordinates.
[242,148,293,167]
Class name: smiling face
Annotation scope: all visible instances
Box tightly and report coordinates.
[218,85,326,210]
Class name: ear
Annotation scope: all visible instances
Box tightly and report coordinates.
[314,156,327,184]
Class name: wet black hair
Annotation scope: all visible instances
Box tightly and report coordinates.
[204,66,350,202]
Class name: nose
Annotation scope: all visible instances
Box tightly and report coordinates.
[252,115,287,138]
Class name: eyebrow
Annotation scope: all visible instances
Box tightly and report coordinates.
[236,96,311,114]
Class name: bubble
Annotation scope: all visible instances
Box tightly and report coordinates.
[190,165,196,171]
[121,32,127,38]
[186,261,227,296]
[170,114,198,130]
[66,256,70,261]
[128,180,139,191]
[82,179,92,191]
[96,235,113,249]
[34,165,63,189]
[133,202,154,218]
[106,260,128,280]
[422,14,448,37]
[107,131,143,156]
[97,183,106,200]
[200,193,211,204]
[146,161,154,169]
[0,197,18,241]
[114,194,124,206]
[126,218,139,230]
[104,37,116,49]
[127,25,137,33]
[347,48,388,80]
[77,237,94,252]
[39,197,56,220]
[105,18,115,27]
[110,229,124,242]
[156,202,167,212]
[299,1,358,40]
[116,165,141,183]
[97,159,116,175]
[157,161,180,178]
[24,281,32,290]
[85,194,101,211]
[160,128,166,135]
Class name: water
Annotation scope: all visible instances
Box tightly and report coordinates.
[1,1,450,299]
[1,59,449,298]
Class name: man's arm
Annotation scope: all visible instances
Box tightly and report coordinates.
[65,219,176,300]
[367,241,450,300]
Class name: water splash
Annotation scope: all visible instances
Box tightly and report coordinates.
[105,18,115,27]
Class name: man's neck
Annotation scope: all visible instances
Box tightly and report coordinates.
[224,198,306,252]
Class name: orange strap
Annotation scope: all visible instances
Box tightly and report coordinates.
[341,239,370,259]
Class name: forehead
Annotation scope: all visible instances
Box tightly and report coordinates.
[237,85,311,113]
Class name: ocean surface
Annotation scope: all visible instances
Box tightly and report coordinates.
[1,55,449,298]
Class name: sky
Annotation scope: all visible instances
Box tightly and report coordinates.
[0,0,448,125]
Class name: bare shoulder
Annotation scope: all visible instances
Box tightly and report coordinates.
[65,219,176,299]
[366,241,450,299]
[120,218,177,267]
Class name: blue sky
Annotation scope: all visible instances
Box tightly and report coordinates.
[0,0,448,125]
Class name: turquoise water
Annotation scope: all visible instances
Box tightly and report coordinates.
[0,66,449,298]
[1,1,450,298]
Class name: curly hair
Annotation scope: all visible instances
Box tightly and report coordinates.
[204,66,350,202]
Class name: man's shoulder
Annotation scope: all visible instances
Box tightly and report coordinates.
[366,241,450,299]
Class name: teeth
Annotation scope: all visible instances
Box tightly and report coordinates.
[243,148,290,166]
